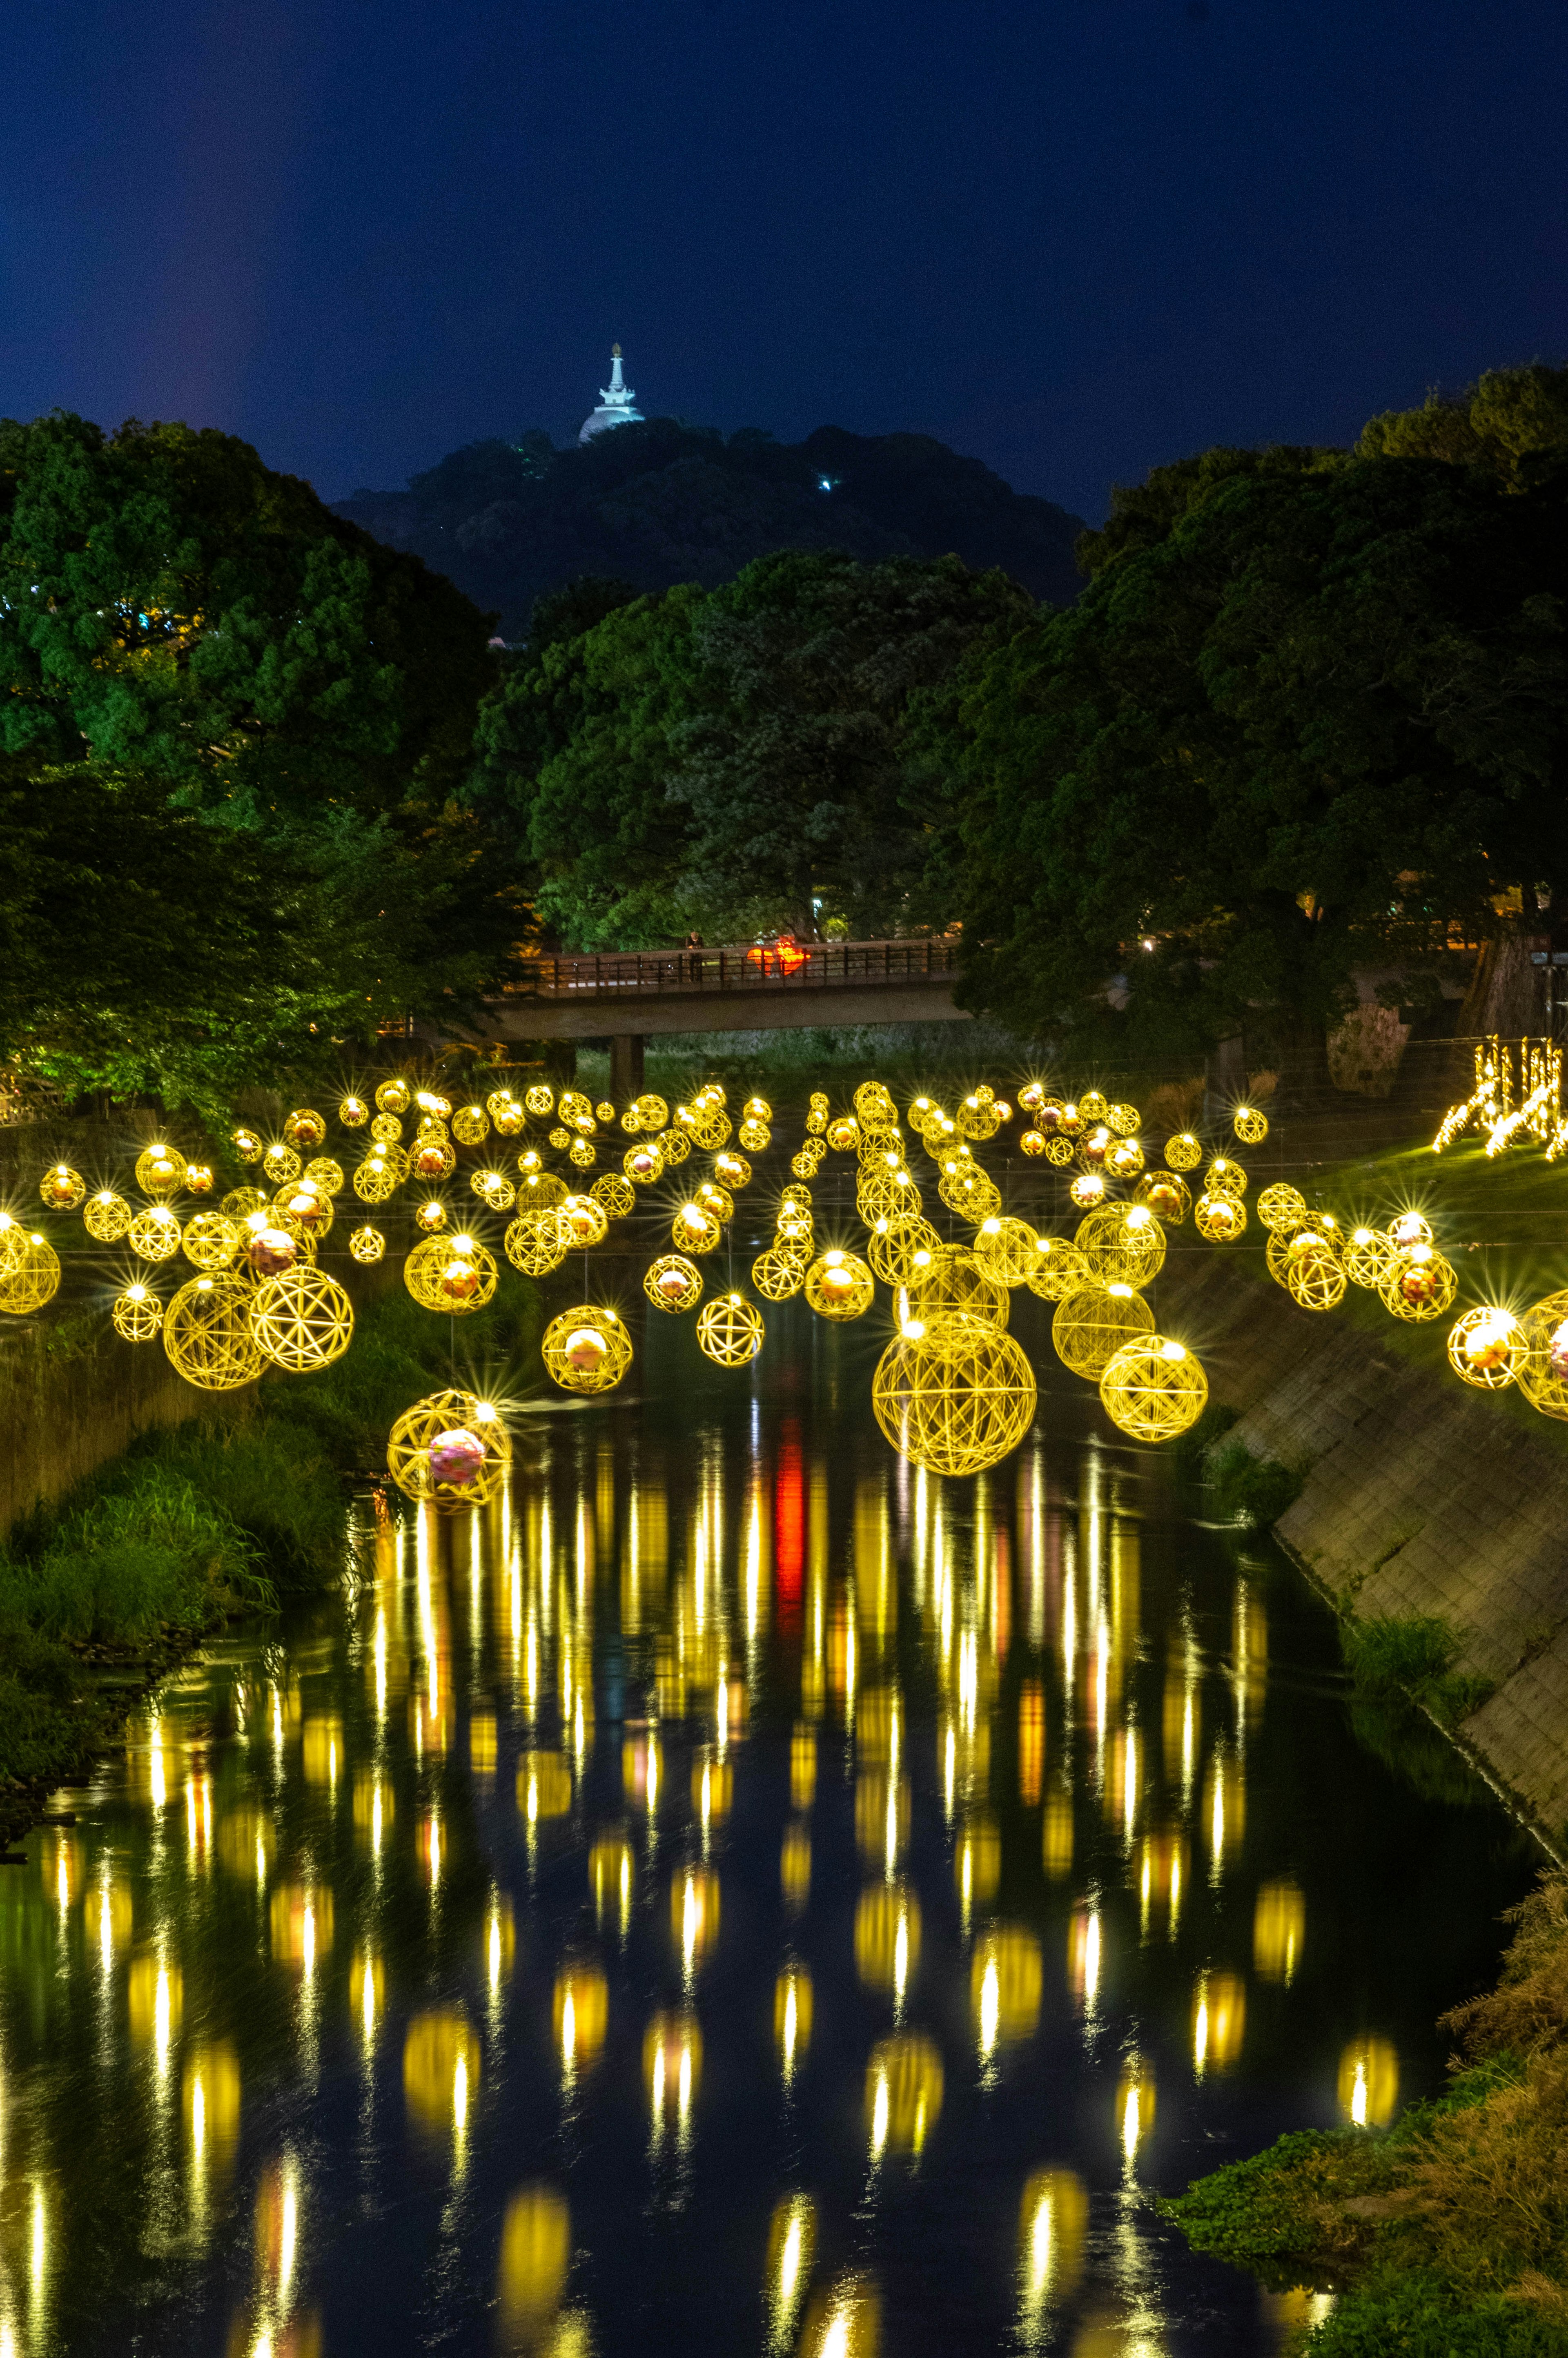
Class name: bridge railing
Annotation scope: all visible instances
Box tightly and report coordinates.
[501,937,961,1000]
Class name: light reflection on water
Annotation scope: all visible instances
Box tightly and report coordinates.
[0,1297,1535,2356]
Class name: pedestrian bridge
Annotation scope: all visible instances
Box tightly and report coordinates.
[466,937,969,1092]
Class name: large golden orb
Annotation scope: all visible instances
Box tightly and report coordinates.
[1099,1335,1209,1441]
[871,1312,1036,1477]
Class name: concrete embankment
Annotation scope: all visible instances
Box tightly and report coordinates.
[0,1320,230,1532]
[1156,1249,1568,1844]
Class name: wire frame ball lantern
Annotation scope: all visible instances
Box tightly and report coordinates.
[349,1225,386,1265]
[405,1234,499,1314]
[1344,1227,1396,1290]
[38,1162,86,1211]
[644,1253,705,1314]
[1052,1283,1155,1380]
[111,1282,163,1342]
[1194,1191,1247,1243]
[1284,1248,1348,1312]
[1134,1170,1192,1225]
[804,1249,875,1320]
[129,1206,184,1263]
[181,1211,242,1272]
[1165,1132,1204,1173]
[696,1292,765,1367]
[559,1193,609,1250]
[136,1142,187,1197]
[387,1387,511,1506]
[1232,1105,1270,1146]
[751,1245,807,1302]
[1068,1172,1108,1211]
[0,1220,61,1316]
[672,1201,724,1257]
[1379,1245,1458,1323]
[249,1267,355,1373]
[84,1189,133,1242]
[972,1216,1041,1289]
[906,1244,1009,1330]
[872,1312,1037,1478]
[1099,1334,1209,1442]
[164,1274,265,1391]
[1516,1291,1568,1420]
[866,1216,942,1289]
[470,1168,518,1214]
[505,1210,569,1278]
[542,1304,634,1395]
[1024,1236,1092,1303]
[1074,1205,1166,1290]
[1446,1306,1523,1391]
[1256,1183,1308,1236]
[590,1173,637,1220]
[353,1151,401,1206]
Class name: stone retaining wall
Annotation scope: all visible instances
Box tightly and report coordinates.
[0,1323,234,1534]
[1155,1248,1568,1842]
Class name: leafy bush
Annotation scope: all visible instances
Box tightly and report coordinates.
[1342,1614,1497,1728]
[1172,1398,1239,1472]
[0,1465,274,1641]
[0,1622,107,1784]
[1205,1438,1305,1527]
[1308,2276,1568,2356]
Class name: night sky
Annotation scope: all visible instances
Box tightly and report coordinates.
[4,0,1565,522]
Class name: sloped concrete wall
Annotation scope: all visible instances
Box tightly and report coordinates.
[0,1323,235,1534]
[1155,1249,1568,1839]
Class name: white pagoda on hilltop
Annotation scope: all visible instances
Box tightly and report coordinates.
[579,344,645,443]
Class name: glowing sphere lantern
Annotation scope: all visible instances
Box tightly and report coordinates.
[248,1225,297,1278]
[542,1305,633,1394]
[40,1163,85,1210]
[644,1254,704,1313]
[388,1389,509,1505]
[1446,1307,1521,1390]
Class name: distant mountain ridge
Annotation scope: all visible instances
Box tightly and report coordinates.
[333,418,1088,635]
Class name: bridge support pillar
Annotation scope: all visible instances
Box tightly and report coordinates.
[610,1034,645,1103]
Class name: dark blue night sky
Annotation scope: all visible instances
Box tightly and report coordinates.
[4,0,1565,520]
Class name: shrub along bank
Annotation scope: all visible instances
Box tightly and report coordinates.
[0,1281,537,1824]
[1166,1875,1568,2355]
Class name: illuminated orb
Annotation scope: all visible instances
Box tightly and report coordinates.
[1074,1205,1166,1290]
[85,1189,133,1242]
[1514,1290,1568,1421]
[1099,1336,1209,1441]
[283,1107,326,1151]
[559,1193,609,1249]
[1135,1170,1192,1224]
[633,1091,670,1133]
[673,1202,724,1256]
[411,1132,457,1183]
[370,1112,403,1145]
[262,1142,301,1187]
[185,1164,214,1196]
[1284,1250,1348,1312]
[1256,1182,1308,1235]
[1205,1156,1248,1198]
[1232,1105,1270,1145]
[353,1152,401,1206]
[387,1387,510,1505]
[805,1249,875,1320]
[696,1293,765,1367]
[590,1173,636,1220]
[645,1253,704,1314]
[128,1206,183,1263]
[906,1242,1009,1329]
[470,1167,517,1212]
[349,1225,386,1265]
[714,1150,752,1190]
[247,1223,298,1278]
[451,1103,489,1147]
[303,1156,345,1197]
[38,1163,85,1211]
[405,1234,499,1314]
[542,1304,633,1395]
[1344,1227,1396,1290]
[826,1117,859,1153]
[1052,1284,1154,1380]
[180,1211,241,1271]
[871,1313,1036,1477]
[1024,1236,1092,1303]
[505,1210,568,1278]
[163,1275,265,1391]
[231,1127,265,1163]
[972,1216,1041,1289]
[751,1245,807,1302]
[1194,1191,1247,1242]
[866,1217,941,1288]
[1166,1132,1203,1172]
[338,1094,370,1128]
[1068,1171,1107,1211]
[1379,1245,1457,1323]
[135,1143,187,1196]
[250,1268,355,1372]
[111,1283,163,1342]
[515,1170,568,1208]
[489,1096,525,1137]
[1446,1306,1522,1391]
[1387,1210,1432,1251]
[624,1141,665,1186]
[375,1076,413,1116]
[1078,1089,1109,1123]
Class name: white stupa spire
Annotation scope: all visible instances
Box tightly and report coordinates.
[579,342,646,443]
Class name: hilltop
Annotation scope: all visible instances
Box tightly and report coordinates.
[333,418,1088,635]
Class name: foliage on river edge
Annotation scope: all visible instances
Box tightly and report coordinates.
[0,1282,537,1803]
[1165,1874,1568,2355]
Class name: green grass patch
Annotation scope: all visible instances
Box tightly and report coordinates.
[1204,1436,1306,1527]
[1342,1612,1498,1728]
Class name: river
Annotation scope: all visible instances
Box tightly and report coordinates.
[0,1286,1537,2356]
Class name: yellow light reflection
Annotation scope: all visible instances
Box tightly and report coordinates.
[622,1732,662,1814]
[352,1948,385,2050]
[403,2008,481,2137]
[644,2008,702,2149]
[519,1752,573,1824]
[1115,2063,1155,2167]
[774,1966,813,2081]
[692,1754,733,1833]
[865,2033,943,2160]
[854,1771,910,1872]
[790,1723,817,1810]
[1338,2037,1399,2128]
[300,1715,343,1788]
[84,1877,132,1963]
[1192,1971,1246,2077]
[781,1824,811,1911]
[1042,1789,1074,1881]
[854,1882,922,2002]
[351,1772,394,1855]
[1254,1880,1305,1985]
[486,1897,517,1994]
[1068,1907,1102,2011]
[972,1927,1042,2059]
[183,2040,241,2177]
[589,1837,634,1933]
[552,1966,608,2077]
[797,2272,881,2358]
[1018,2168,1089,2336]
[954,1817,1000,1930]
[270,1886,334,1972]
[1202,1750,1245,1876]
[497,2184,570,2347]
[1136,1827,1189,1937]
[127,1951,184,2068]
[764,2193,816,2354]
[470,1712,498,1777]
[673,1868,720,1981]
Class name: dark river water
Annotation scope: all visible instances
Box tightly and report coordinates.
[0,1288,1537,2358]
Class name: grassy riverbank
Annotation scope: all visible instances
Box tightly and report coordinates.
[0,1282,537,1827]
[1167,1875,1568,2354]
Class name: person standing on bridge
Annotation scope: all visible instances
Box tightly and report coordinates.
[684,931,704,983]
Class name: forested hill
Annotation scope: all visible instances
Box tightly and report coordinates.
[333,419,1089,634]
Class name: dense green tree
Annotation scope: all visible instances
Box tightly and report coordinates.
[472,550,1030,947]
[0,413,525,1105]
[926,443,1568,1070]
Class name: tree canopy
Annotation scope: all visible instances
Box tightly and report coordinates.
[923,367,1568,1065]
[472,548,1030,947]
[0,413,521,1105]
